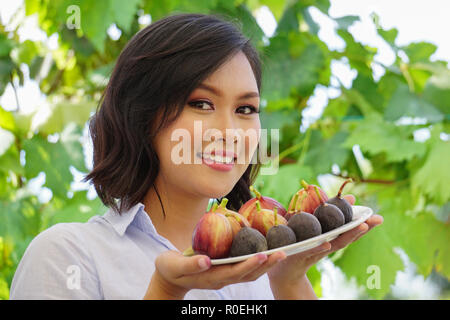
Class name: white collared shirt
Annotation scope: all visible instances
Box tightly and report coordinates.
[10,202,274,299]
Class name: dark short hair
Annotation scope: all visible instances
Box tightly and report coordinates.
[84,13,262,215]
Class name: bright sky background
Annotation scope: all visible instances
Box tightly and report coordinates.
[0,0,447,299]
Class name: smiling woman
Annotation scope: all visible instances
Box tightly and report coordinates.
[9,12,382,300]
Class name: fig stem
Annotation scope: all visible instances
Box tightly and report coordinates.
[290,193,299,212]
[273,207,278,226]
[255,200,261,212]
[211,202,219,212]
[183,246,195,257]
[337,178,353,198]
[314,186,325,205]
[300,179,309,190]
[220,197,229,208]
[249,185,262,199]
[225,212,241,224]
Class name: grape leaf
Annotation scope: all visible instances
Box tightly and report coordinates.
[23,124,86,198]
[343,115,427,162]
[412,140,450,205]
[384,84,444,123]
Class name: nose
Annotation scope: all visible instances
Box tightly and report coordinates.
[211,111,239,145]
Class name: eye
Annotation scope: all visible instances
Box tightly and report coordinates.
[188,100,214,111]
[237,105,260,115]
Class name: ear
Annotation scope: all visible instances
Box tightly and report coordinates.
[343,194,356,205]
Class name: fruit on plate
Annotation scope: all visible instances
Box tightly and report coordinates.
[284,193,299,221]
[266,208,297,250]
[191,202,233,259]
[313,186,345,233]
[230,226,268,257]
[251,200,287,236]
[215,198,250,236]
[287,211,322,242]
[288,180,329,214]
[326,179,353,223]
[239,185,287,224]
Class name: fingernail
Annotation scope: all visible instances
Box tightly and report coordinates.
[256,253,267,264]
[277,253,286,262]
[198,257,210,270]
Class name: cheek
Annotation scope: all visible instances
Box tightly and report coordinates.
[237,119,261,163]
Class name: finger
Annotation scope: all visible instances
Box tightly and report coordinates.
[353,215,383,241]
[156,250,212,279]
[343,194,355,205]
[303,241,332,258]
[366,214,384,229]
[329,222,368,252]
[241,251,287,282]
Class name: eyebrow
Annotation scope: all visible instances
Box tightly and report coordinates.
[197,83,260,100]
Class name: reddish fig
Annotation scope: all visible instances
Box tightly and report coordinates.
[192,203,233,259]
[326,179,353,223]
[251,200,287,237]
[215,198,250,236]
[288,180,329,214]
[284,193,299,221]
[239,185,287,223]
[313,186,344,233]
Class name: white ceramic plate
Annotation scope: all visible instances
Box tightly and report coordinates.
[210,205,373,265]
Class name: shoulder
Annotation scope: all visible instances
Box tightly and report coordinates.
[10,222,103,299]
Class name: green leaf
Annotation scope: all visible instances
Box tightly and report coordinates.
[334,15,359,30]
[43,190,104,224]
[337,29,377,77]
[110,0,141,33]
[262,33,326,101]
[402,42,438,63]
[38,100,96,135]
[23,123,86,198]
[412,140,450,205]
[334,221,404,299]
[307,264,322,297]
[343,115,427,162]
[304,130,350,174]
[0,106,16,133]
[384,84,444,123]
[259,0,286,20]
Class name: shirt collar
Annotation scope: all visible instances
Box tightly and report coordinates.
[103,202,146,237]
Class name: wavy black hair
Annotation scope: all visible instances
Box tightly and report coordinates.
[83,13,262,215]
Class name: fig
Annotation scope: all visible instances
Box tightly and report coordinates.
[284,193,299,221]
[326,179,353,224]
[287,211,322,242]
[239,185,287,224]
[214,198,250,236]
[288,180,329,214]
[230,226,268,257]
[192,202,233,259]
[251,200,287,237]
[266,208,296,249]
[313,186,344,233]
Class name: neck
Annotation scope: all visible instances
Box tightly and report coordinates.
[142,175,210,251]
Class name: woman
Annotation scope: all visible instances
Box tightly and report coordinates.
[10,13,382,300]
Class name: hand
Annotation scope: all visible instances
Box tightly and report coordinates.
[267,195,383,295]
[144,249,286,299]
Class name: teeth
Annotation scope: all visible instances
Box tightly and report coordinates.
[202,153,234,164]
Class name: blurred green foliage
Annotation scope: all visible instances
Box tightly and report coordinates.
[0,0,449,299]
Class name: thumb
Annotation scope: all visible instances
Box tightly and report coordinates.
[156,250,211,279]
[343,194,356,205]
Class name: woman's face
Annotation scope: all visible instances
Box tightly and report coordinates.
[154,51,261,199]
